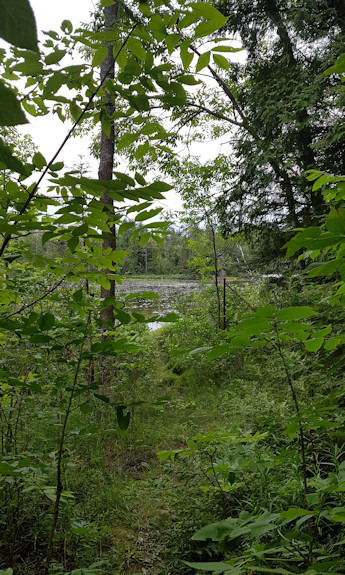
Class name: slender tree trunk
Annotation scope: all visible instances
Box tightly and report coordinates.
[98,2,119,396]
[99,2,119,327]
[208,217,221,329]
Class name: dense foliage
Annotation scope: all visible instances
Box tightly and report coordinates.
[1,1,345,575]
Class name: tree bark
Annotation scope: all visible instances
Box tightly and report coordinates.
[99,2,119,327]
[207,216,221,329]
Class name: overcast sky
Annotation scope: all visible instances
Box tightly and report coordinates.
[23,0,98,173]
[20,0,236,212]
[21,0,189,211]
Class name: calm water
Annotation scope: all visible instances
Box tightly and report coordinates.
[116,278,200,329]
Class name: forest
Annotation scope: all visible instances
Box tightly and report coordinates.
[1,0,345,574]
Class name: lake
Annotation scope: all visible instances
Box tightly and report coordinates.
[116,278,201,329]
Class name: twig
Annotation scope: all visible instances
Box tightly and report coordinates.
[225,281,256,312]
[1,276,66,320]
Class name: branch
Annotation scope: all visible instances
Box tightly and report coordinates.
[189,45,249,129]
[1,276,66,320]
[187,101,243,127]
[0,24,137,258]
[225,281,256,312]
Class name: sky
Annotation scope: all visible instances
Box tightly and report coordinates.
[22,0,99,174]
[21,0,188,211]
[18,0,238,213]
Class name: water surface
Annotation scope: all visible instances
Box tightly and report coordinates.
[116,278,200,329]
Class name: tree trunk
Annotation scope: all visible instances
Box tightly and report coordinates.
[98,2,119,397]
[208,217,221,329]
[99,2,119,327]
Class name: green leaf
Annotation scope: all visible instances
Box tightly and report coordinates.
[92,46,108,68]
[280,508,312,520]
[179,74,200,85]
[324,337,342,350]
[45,49,66,65]
[38,313,55,331]
[30,334,52,344]
[208,345,232,359]
[280,321,311,334]
[94,393,110,403]
[72,288,83,303]
[33,152,47,169]
[61,20,73,33]
[149,14,166,41]
[70,101,82,122]
[135,172,146,185]
[118,222,135,234]
[326,208,345,235]
[140,232,151,246]
[165,33,181,55]
[12,60,43,75]
[305,338,324,352]
[113,171,136,186]
[80,403,92,414]
[135,141,150,160]
[0,80,28,126]
[49,161,64,171]
[117,133,138,150]
[97,275,111,290]
[135,208,162,221]
[213,54,230,70]
[275,306,318,321]
[127,37,146,61]
[324,53,345,76]
[190,2,227,19]
[114,308,132,324]
[116,405,130,430]
[308,259,342,278]
[194,16,229,38]
[178,12,200,28]
[115,45,127,69]
[180,40,194,70]
[0,0,38,52]
[0,137,27,175]
[184,561,232,573]
[72,222,88,236]
[212,46,243,53]
[196,51,210,72]
[68,236,79,252]
[146,180,173,192]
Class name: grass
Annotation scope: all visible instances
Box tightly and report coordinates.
[4,282,345,575]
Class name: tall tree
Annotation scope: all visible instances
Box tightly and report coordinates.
[99,1,119,327]
[212,0,345,235]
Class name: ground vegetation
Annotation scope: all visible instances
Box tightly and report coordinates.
[1,2,345,575]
